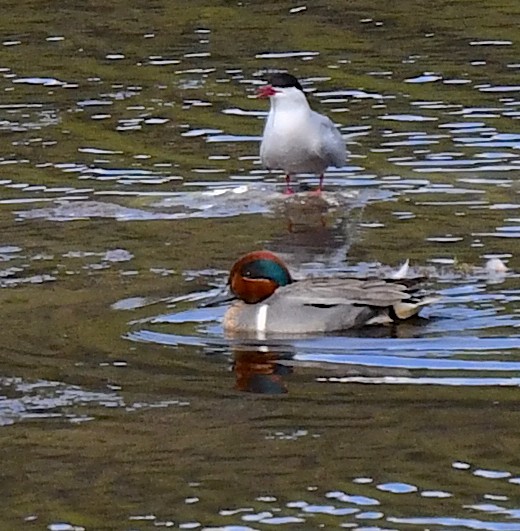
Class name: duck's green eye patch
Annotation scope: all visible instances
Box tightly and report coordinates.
[242,259,292,286]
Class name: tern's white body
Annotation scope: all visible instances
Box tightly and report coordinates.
[260,86,346,179]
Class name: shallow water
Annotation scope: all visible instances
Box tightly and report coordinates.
[1,1,520,529]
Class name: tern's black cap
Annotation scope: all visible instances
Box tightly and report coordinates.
[266,73,303,91]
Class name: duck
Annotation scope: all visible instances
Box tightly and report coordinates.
[209,250,438,336]
[257,73,347,194]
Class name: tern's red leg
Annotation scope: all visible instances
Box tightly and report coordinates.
[284,174,294,195]
[314,173,324,194]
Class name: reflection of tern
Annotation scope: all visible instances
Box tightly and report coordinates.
[257,73,347,193]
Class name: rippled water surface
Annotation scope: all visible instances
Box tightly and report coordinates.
[1,1,520,529]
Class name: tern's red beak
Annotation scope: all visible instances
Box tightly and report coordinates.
[256,85,278,98]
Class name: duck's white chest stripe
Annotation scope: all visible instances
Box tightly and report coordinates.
[256,304,269,335]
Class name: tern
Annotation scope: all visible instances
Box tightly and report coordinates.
[257,73,347,193]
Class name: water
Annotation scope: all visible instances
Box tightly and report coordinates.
[1,1,520,529]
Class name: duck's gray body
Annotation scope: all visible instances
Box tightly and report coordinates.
[224,277,436,336]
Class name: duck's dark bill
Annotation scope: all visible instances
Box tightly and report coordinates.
[199,288,237,308]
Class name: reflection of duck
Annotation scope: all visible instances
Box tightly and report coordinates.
[209,251,438,336]
[231,346,416,394]
[233,349,291,394]
[257,73,347,193]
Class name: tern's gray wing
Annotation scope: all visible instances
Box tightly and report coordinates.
[312,112,347,167]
